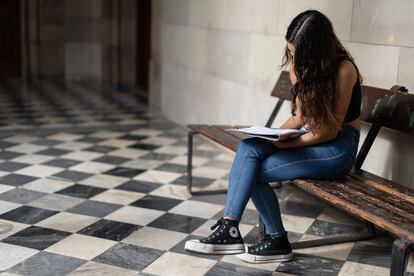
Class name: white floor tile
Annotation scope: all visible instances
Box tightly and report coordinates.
[46,234,116,260]
[11,154,55,165]
[143,251,217,276]
[169,200,224,219]
[105,206,165,226]
[69,162,115,174]
[338,261,389,276]
[0,219,29,240]
[23,178,74,193]
[122,226,188,250]
[14,165,64,178]
[61,151,104,161]
[0,200,21,216]
[281,214,315,234]
[134,170,181,184]
[90,189,145,205]
[0,243,38,271]
[294,242,355,261]
[6,143,47,154]
[36,212,99,233]
[79,174,128,189]
[68,261,138,276]
[149,184,191,200]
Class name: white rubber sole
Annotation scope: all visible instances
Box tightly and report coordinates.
[184,239,245,254]
[236,252,294,264]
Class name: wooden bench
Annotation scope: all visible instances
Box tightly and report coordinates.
[186,71,414,276]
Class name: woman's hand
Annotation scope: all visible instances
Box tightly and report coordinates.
[268,139,295,149]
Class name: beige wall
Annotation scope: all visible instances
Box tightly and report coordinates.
[157,0,414,186]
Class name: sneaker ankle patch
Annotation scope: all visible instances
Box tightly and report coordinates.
[229,226,239,238]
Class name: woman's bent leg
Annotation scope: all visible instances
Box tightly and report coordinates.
[251,182,285,235]
[251,126,359,235]
[223,138,278,221]
[185,137,278,255]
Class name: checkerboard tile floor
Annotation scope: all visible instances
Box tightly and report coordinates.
[0,79,412,276]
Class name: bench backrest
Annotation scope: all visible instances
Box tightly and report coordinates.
[268,70,414,169]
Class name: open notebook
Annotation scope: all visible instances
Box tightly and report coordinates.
[224,126,309,141]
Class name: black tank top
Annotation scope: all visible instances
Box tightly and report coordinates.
[337,55,361,123]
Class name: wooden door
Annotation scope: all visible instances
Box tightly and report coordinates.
[136,0,151,90]
[0,0,21,76]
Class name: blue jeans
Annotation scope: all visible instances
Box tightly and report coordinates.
[223,125,360,235]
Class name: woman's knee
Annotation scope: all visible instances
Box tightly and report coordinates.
[236,138,270,158]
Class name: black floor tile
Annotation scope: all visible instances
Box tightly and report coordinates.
[2,226,70,250]
[206,261,272,276]
[347,239,392,268]
[129,143,161,151]
[57,184,106,198]
[130,195,183,211]
[103,167,145,178]
[78,219,140,241]
[0,161,30,172]
[36,148,71,156]
[0,173,38,186]
[148,213,207,234]
[0,188,46,204]
[0,206,58,224]
[93,243,164,271]
[68,200,122,217]
[275,253,344,276]
[52,170,93,182]
[153,163,187,174]
[84,145,117,153]
[75,137,105,144]
[0,141,17,149]
[119,134,148,141]
[305,219,365,237]
[42,158,81,168]
[115,180,162,193]
[139,152,176,161]
[0,151,24,160]
[172,175,215,188]
[8,251,85,276]
[279,200,326,218]
[92,155,131,165]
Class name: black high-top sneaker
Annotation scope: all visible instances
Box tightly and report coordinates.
[184,217,245,254]
[236,231,293,263]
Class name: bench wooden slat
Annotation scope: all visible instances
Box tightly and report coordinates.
[292,179,414,241]
[306,178,414,226]
[188,124,246,152]
[340,176,414,218]
[349,170,414,202]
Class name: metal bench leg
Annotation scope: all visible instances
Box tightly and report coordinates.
[187,130,228,195]
[390,238,412,276]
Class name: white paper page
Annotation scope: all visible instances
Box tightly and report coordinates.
[225,126,308,136]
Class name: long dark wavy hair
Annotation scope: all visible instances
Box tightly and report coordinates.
[281,10,362,131]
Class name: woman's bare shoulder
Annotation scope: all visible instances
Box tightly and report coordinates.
[337,59,357,84]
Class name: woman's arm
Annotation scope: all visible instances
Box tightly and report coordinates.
[270,60,358,149]
[278,115,302,129]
